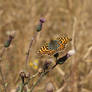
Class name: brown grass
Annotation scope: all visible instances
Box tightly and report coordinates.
[0,0,92,92]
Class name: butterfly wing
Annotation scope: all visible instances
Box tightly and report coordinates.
[56,41,65,51]
[56,34,72,51]
[38,43,56,55]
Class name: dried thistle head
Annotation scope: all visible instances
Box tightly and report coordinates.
[38,68,43,74]
[45,82,54,92]
[43,61,52,72]
[19,71,26,84]
[6,30,16,36]
[19,71,26,78]
[25,72,30,79]
[67,49,75,57]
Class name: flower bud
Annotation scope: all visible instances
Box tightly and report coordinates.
[36,18,45,32]
[4,35,14,48]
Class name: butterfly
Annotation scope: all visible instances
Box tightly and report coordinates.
[38,34,72,56]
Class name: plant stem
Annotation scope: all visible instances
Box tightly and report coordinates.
[30,72,47,92]
[30,64,57,92]
[0,47,5,60]
[25,32,37,67]
[0,67,6,92]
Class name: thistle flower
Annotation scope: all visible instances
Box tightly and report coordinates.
[43,61,52,72]
[36,18,45,32]
[52,49,76,68]
[40,18,45,23]
[56,49,75,65]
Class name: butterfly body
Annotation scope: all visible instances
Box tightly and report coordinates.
[48,40,60,50]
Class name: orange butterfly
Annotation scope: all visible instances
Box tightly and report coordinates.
[38,34,72,56]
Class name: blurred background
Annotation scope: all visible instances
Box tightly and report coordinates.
[0,0,92,92]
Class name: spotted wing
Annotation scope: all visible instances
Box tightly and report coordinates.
[56,34,72,51]
[39,43,56,55]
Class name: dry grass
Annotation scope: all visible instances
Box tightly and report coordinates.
[0,0,92,92]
